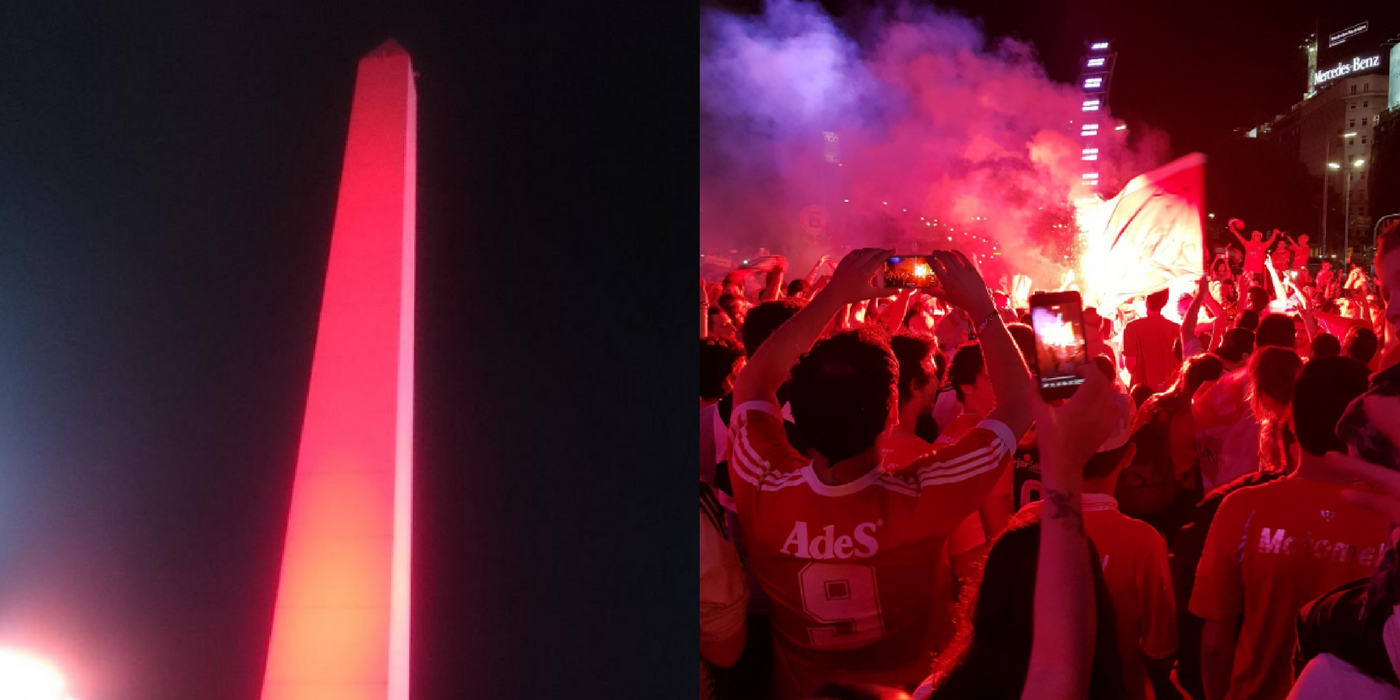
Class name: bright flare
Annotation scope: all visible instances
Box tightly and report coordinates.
[0,650,66,700]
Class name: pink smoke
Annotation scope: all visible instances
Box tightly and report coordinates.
[700,0,1169,291]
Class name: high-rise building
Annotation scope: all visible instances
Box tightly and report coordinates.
[1250,16,1397,258]
[1076,41,1116,197]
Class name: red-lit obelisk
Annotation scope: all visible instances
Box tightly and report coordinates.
[262,39,415,700]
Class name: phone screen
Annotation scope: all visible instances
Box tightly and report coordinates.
[1030,294,1089,398]
[883,255,939,289]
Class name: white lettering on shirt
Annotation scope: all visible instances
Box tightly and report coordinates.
[781,521,880,560]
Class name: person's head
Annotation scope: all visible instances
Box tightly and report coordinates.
[935,311,970,357]
[1291,357,1370,457]
[699,337,745,401]
[1256,313,1297,349]
[1248,287,1270,315]
[789,327,898,465]
[1130,383,1155,407]
[708,306,737,341]
[743,299,805,359]
[786,278,809,299]
[927,517,1124,700]
[717,294,750,327]
[1236,309,1260,332]
[1343,326,1379,365]
[1248,346,1303,421]
[1083,307,1102,335]
[890,332,942,413]
[1298,234,1310,246]
[948,343,994,416]
[1378,217,1400,336]
[1146,289,1169,314]
[1251,230,1263,242]
[1005,322,1036,370]
[1309,332,1341,360]
[1322,260,1333,271]
[1167,352,1225,400]
[905,302,935,334]
[1225,326,1255,358]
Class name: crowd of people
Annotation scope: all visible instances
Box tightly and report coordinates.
[699,219,1400,700]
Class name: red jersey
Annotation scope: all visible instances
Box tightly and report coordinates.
[1123,314,1181,393]
[1189,477,1390,700]
[1018,494,1177,700]
[728,400,1016,700]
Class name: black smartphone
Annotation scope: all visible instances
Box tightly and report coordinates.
[882,255,939,289]
[1029,291,1090,401]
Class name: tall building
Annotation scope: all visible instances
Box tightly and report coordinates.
[261,40,416,700]
[1252,17,1396,258]
[1076,41,1117,198]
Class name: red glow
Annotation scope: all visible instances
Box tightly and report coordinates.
[261,40,415,700]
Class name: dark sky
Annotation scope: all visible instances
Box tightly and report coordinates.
[705,0,1400,156]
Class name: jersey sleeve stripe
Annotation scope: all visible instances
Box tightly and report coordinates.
[975,419,1016,454]
[913,444,998,475]
[918,446,1008,486]
[732,400,783,420]
[730,420,770,485]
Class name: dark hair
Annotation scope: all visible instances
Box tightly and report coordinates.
[1130,383,1155,408]
[948,343,985,403]
[1005,322,1036,370]
[717,293,741,316]
[1344,326,1379,365]
[1226,327,1255,356]
[699,337,745,400]
[1249,346,1303,416]
[1256,314,1297,349]
[891,332,939,407]
[742,299,804,359]
[1310,333,1342,359]
[1139,353,1224,426]
[786,278,809,298]
[1292,357,1371,455]
[1084,442,1134,481]
[1236,309,1260,332]
[789,327,897,464]
[1146,288,1170,312]
[1091,355,1116,381]
[928,517,1125,700]
[1248,287,1270,314]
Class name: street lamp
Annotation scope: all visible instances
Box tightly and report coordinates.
[1322,132,1361,259]
[1328,158,1367,261]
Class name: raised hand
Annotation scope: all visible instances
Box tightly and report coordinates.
[823,248,894,307]
[924,250,995,320]
[1030,367,1121,480]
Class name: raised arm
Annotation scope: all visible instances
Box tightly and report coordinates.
[732,249,891,407]
[876,288,916,333]
[1228,218,1248,248]
[1182,278,1206,354]
[928,251,1034,438]
[805,254,833,287]
[1263,229,1280,249]
[1264,254,1287,303]
[1285,278,1320,341]
[1020,369,1121,700]
[700,279,710,339]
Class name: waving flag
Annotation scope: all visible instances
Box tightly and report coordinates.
[1080,153,1206,307]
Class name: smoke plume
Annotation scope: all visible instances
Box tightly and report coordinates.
[700,0,1169,290]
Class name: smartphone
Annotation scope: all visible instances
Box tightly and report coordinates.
[1029,291,1090,401]
[883,255,939,289]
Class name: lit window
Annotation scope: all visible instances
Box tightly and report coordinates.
[1090,42,1109,50]
[1084,78,1102,89]
[1087,58,1105,67]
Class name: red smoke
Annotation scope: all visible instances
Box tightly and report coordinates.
[700,0,1169,291]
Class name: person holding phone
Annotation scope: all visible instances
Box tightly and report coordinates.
[726,248,1032,699]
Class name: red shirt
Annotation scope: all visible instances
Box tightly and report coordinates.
[1189,477,1390,700]
[728,400,1016,700]
[1018,494,1177,700]
[1123,314,1181,392]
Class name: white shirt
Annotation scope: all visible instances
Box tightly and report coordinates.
[1287,653,1400,700]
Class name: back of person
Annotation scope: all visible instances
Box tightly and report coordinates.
[1124,313,1180,392]
[729,403,1013,700]
[1189,478,1389,700]
[1192,367,1253,490]
[1020,495,1175,700]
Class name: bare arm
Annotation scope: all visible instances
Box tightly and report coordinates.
[733,249,891,407]
[1264,230,1280,249]
[928,251,1034,438]
[1182,279,1206,355]
[1020,370,1120,700]
[700,279,710,339]
[1264,255,1286,302]
[1200,619,1239,700]
[876,288,916,333]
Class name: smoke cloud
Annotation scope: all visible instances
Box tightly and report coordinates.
[700,0,1169,290]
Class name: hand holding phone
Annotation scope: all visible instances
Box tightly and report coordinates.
[1030,291,1090,401]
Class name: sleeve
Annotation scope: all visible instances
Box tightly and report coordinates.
[906,419,1016,535]
[727,400,809,512]
[1189,493,1247,622]
[1139,527,1180,659]
[700,507,750,645]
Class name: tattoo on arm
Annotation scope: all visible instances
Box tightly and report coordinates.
[1044,488,1084,534]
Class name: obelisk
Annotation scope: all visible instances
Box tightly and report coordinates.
[261,39,415,700]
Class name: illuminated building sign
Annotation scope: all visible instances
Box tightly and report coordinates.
[1328,21,1368,48]
[1314,54,1382,84]
[1086,58,1105,67]
[1084,78,1102,88]
[1090,42,1109,50]
[1082,100,1100,111]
